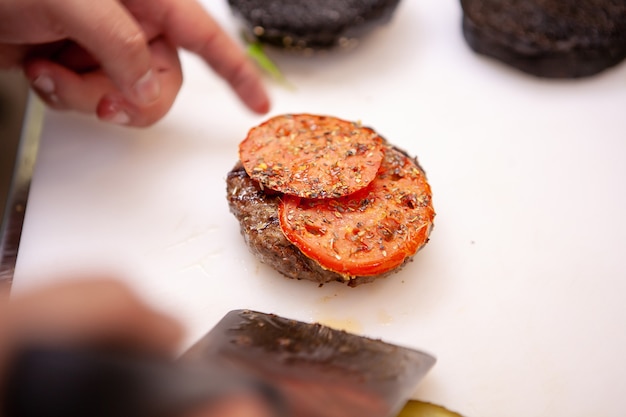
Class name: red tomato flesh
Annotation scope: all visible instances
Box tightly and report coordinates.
[240,114,384,199]
[279,146,435,277]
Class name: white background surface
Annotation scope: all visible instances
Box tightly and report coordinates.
[12,1,626,416]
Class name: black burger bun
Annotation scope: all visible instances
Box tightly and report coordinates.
[461,0,626,78]
[227,0,402,51]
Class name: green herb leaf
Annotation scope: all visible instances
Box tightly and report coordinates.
[246,42,294,89]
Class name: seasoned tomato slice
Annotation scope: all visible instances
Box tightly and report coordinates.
[279,146,435,277]
[239,114,384,199]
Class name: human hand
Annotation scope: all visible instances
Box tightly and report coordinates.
[0,0,270,127]
[0,279,271,417]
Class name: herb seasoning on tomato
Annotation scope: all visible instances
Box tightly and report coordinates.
[239,114,384,199]
[279,146,435,277]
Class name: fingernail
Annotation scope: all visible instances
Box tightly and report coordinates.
[108,110,131,125]
[32,74,55,95]
[133,69,160,104]
[98,95,133,125]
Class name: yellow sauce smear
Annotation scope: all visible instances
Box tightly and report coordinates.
[397,401,464,417]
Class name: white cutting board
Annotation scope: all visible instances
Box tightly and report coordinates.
[12,1,626,416]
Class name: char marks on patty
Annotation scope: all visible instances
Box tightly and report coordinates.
[226,145,433,287]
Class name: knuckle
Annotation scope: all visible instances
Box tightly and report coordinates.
[191,29,220,57]
[117,30,149,58]
[222,57,248,86]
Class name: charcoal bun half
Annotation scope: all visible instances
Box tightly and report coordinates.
[460,0,626,78]
[228,0,402,50]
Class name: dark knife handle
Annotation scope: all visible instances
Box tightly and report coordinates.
[3,346,284,417]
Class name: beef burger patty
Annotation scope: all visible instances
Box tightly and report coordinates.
[227,114,435,287]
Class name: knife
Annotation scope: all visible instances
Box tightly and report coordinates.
[182,310,436,417]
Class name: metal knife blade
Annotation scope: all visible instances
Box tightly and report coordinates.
[183,310,436,417]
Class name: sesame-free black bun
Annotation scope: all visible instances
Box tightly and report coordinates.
[227,0,402,50]
[461,0,626,78]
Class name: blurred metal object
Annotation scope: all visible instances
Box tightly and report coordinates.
[183,310,436,417]
[0,71,44,293]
